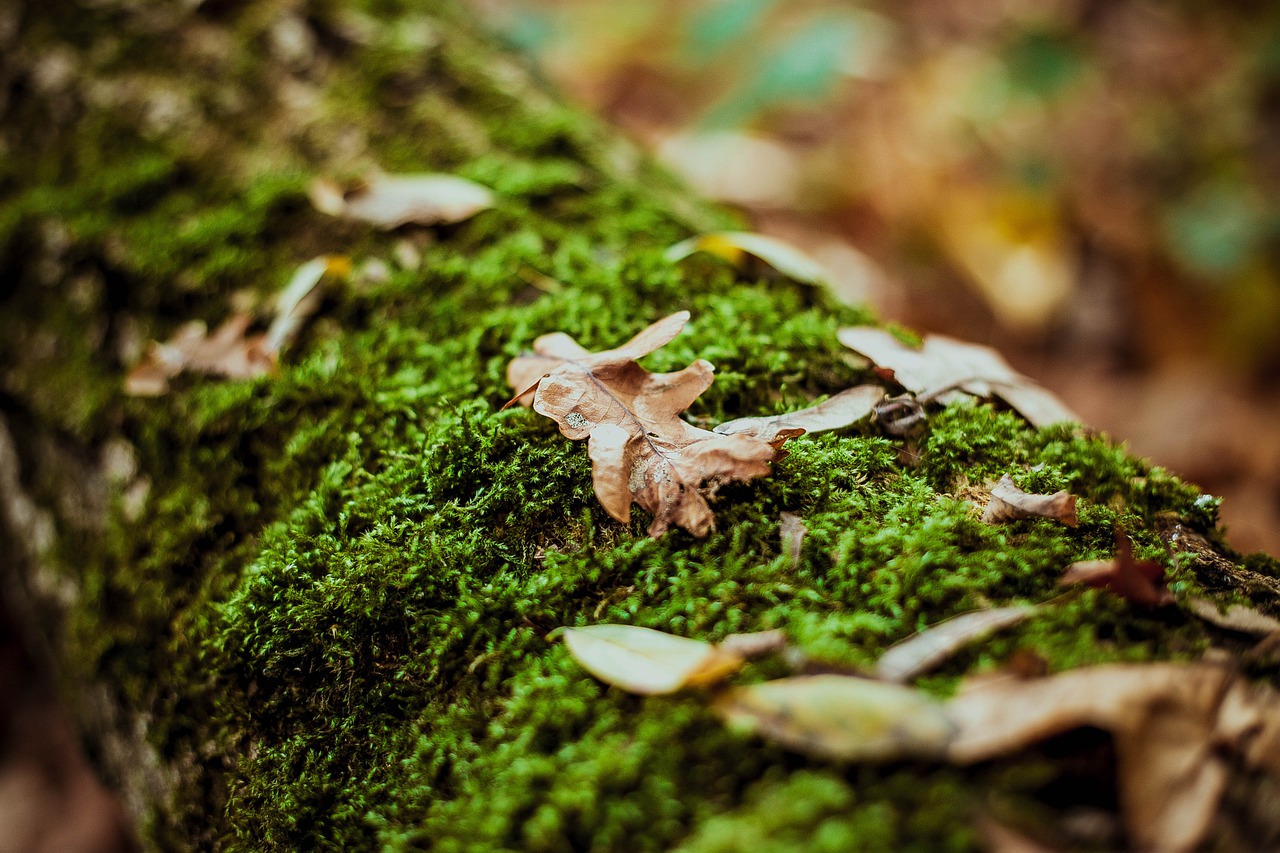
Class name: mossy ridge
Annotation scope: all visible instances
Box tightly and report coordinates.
[204,274,1224,850]
[2,0,1277,850]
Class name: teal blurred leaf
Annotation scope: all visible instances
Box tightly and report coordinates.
[1164,184,1262,279]
[1002,30,1086,100]
[701,12,865,128]
[682,0,778,64]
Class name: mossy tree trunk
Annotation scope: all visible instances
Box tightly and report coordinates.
[1,1,1276,850]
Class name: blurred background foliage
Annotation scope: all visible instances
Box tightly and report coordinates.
[474,0,1280,554]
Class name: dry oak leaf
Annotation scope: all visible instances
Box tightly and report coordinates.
[982,474,1078,526]
[506,311,796,538]
[837,326,1079,428]
[1059,530,1174,608]
[561,625,743,695]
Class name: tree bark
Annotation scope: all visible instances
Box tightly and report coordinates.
[1,1,1275,850]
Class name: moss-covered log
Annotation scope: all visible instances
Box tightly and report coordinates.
[2,1,1278,850]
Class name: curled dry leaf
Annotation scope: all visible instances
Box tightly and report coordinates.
[981,474,1077,527]
[718,629,789,660]
[561,625,743,695]
[665,231,828,286]
[126,255,345,396]
[1186,597,1280,637]
[714,384,884,443]
[310,173,494,229]
[945,662,1280,853]
[262,254,350,354]
[506,312,796,538]
[778,512,807,568]
[873,605,1036,683]
[713,675,955,762]
[837,327,1079,428]
[1059,531,1174,608]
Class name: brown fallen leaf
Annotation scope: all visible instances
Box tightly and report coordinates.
[310,173,494,229]
[713,384,884,442]
[126,314,271,396]
[1059,530,1174,608]
[1215,677,1280,778]
[837,327,1079,428]
[506,311,796,537]
[946,663,1262,852]
[126,256,344,396]
[665,231,829,285]
[873,605,1036,683]
[713,675,955,762]
[1186,597,1280,636]
[982,474,1077,527]
[561,624,743,695]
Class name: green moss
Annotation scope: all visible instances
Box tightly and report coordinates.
[2,1,1274,851]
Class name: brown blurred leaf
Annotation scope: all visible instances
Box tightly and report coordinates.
[714,385,884,443]
[506,311,793,537]
[945,663,1279,852]
[126,314,272,396]
[837,327,1079,428]
[1059,530,1174,608]
[873,605,1036,683]
[561,624,743,694]
[310,173,494,228]
[125,256,345,396]
[982,474,1077,526]
[666,231,828,285]
[976,815,1063,853]
[713,675,955,762]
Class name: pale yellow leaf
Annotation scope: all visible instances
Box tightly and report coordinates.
[665,231,828,285]
[562,625,743,695]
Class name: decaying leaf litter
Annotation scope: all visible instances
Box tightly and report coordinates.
[499,245,1280,846]
[127,171,495,395]
[559,620,1280,852]
[126,164,1279,850]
